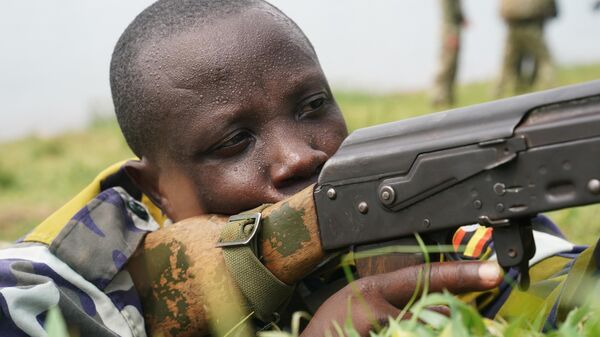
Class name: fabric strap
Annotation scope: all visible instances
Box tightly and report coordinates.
[217,205,295,322]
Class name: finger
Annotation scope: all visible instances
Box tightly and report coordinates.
[375,261,503,307]
[351,301,401,336]
[305,295,400,337]
[426,305,451,317]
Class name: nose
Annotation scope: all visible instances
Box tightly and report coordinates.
[269,137,329,189]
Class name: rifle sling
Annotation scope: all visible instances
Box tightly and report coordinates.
[217,204,295,323]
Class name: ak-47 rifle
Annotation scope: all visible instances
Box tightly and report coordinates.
[314,80,600,288]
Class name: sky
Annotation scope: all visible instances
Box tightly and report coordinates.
[1,0,599,140]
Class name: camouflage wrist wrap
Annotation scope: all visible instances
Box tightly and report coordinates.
[217,205,294,322]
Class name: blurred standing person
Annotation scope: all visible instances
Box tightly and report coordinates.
[431,0,465,108]
[496,0,558,97]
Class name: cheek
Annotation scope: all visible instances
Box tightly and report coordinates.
[312,116,348,156]
[195,159,269,214]
[159,169,206,221]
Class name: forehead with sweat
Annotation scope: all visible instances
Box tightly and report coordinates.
[110,0,319,161]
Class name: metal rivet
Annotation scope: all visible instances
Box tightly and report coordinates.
[493,183,506,195]
[423,219,431,228]
[507,248,517,258]
[358,201,369,214]
[588,179,600,195]
[496,203,505,212]
[473,200,482,209]
[379,186,395,205]
[327,188,337,200]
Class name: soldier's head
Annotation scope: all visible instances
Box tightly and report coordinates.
[110,0,348,221]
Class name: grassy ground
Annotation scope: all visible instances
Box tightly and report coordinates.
[1,63,599,243]
[0,118,132,240]
[261,292,600,337]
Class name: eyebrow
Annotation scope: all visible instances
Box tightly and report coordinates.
[280,68,330,104]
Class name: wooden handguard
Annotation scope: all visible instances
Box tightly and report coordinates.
[126,185,324,337]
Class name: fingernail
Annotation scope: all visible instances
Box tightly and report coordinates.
[478,262,502,283]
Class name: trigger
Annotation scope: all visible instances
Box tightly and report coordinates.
[518,264,531,290]
[487,217,536,291]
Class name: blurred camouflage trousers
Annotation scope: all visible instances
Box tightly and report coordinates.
[432,0,464,108]
[496,20,554,96]
[432,25,461,108]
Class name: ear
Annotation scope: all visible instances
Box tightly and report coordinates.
[123,158,165,210]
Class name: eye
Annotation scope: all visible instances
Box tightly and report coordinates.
[299,93,328,119]
[211,130,253,158]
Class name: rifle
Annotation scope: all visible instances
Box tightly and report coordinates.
[314,80,600,288]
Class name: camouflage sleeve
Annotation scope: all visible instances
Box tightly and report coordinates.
[0,186,160,337]
[131,185,324,337]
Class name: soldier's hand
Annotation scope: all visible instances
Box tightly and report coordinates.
[300,261,503,337]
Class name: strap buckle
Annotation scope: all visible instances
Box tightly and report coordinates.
[216,212,262,248]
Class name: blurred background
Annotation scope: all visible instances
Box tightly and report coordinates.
[1,0,599,243]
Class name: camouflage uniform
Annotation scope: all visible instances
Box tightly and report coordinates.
[0,161,597,335]
[431,0,465,108]
[0,162,165,336]
[496,0,557,96]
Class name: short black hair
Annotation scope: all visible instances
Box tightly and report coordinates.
[110,0,312,158]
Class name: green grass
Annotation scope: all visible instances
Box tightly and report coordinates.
[43,290,600,337]
[261,292,600,337]
[1,63,600,242]
[0,118,133,240]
